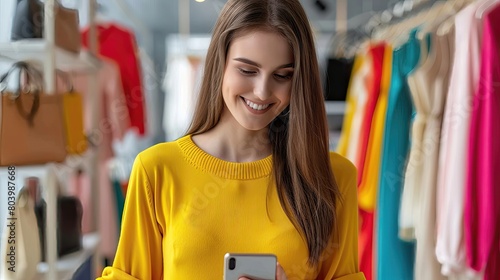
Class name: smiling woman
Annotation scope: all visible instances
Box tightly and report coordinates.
[220,31,293,132]
[97,0,365,279]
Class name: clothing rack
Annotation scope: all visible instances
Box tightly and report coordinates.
[0,0,102,279]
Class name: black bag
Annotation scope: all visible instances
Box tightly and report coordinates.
[35,196,83,261]
[11,0,43,40]
[11,0,82,53]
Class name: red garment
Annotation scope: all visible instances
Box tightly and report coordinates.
[358,209,374,280]
[465,5,500,279]
[356,44,385,185]
[82,24,146,135]
[121,181,128,197]
[356,44,385,280]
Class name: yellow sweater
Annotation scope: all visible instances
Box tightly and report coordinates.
[97,135,365,280]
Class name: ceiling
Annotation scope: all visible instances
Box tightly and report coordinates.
[87,0,397,34]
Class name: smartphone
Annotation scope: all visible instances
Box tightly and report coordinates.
[223,253,277,280]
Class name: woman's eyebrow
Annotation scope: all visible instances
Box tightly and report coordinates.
[233,57,294,69]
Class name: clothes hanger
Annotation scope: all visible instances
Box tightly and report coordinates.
[330,29,371,58]
[417,0,457,39]
[475,0,500,19]
[91,0,115,28]
[371,0,436,43]
[437,0,476,36]
[328,11,375,58]
[388,1,445,48]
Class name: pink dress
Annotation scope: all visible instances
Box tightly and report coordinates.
[435,3,483,278]
[465,4,500,279]
[66,58,131,260]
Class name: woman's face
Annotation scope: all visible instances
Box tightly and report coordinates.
[221,30,294,131]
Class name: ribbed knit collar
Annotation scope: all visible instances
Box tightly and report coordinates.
[177,135,273,180]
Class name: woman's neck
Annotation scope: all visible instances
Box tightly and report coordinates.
[191,117,272,163]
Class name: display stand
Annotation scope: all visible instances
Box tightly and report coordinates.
[0,0,102,279]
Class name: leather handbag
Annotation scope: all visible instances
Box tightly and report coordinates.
[0,61,67,166]
[11,0,81,53]
[27,176,83,261]
[0,186,41,280]
[35,195,84,261]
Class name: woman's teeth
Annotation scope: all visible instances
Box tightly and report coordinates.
[245,99,270,111]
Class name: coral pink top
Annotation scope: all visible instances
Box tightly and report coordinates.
[466,4,500,279]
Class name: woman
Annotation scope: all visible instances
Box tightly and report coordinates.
[98,0,364,279]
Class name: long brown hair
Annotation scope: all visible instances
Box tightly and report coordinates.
[186,0,341,265]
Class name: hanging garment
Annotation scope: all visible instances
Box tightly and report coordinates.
[67,58,131,260]
[355,44,384,280]
[435,3,483,278]
[346,53,372,166]
[400,34,431,241]
[358,208,374,280]
[138,48,161,143]
[324,57,354,101]
[411,27,455,280]
[163,55,203,141]
[355,44,385,185]
[378,28,421,280]
[358,43,391,212]
[355,43,391,280]
[337,53,372,164]
[465,4,500,279]
[82,24,146,135]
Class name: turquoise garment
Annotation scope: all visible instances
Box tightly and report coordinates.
[376,29,420,280]
[112,179,125,231]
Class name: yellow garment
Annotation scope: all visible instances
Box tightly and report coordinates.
[337,54,364,157]
[358,45,393,211]
[97,135,365,280]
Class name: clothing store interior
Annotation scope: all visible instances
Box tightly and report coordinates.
[0,0,499,279]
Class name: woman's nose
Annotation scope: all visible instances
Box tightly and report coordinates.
[253,76,272,100]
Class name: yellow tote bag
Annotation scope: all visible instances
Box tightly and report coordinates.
[56,69,87,155]
[62,90,87,154]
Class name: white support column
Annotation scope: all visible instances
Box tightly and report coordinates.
[179,0,190,35]
[44,0,57,279]
[88,0,102,277]
[45,166,58,280]
[336,0,347,33]
[44,0,56,94]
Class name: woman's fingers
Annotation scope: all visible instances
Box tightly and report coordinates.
[276,262,287,280]
[237,262,287,280]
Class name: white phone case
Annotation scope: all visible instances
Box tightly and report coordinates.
[223,253,277,280]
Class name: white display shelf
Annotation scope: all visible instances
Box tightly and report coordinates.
[325,101,346,115]
[36,233,100,280]
[0,40,100,72]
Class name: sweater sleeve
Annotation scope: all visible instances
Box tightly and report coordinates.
[97,154,163,280]
[316,153,366,280]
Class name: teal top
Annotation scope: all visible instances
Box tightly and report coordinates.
[376,29,420,280]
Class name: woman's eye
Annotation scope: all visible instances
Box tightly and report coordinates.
[274,73,292,80]
[238,68,256,75]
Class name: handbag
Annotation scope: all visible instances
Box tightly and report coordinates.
[11,0,82,53]
[26,176,83,262]
[57,71,87,155]
[35,195,84,261]
[0,186,41,280]
[0,61,67,166]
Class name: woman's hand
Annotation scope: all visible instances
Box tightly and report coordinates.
[238,262,287,280]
